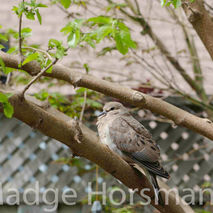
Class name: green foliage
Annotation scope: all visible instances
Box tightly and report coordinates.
[83,63,90,73]
[201,181,212,188]
[0,57,16,74]
[61,19,84,48]
[51,0,87,8]
[0,44,5,50]
[12,0,47,24]
[0,93,14,118]
[0,33,8,42]
[48,39,67,59]
[195,210,211,213]
[61,16,136,54]
[161,0,181,8]
[7,27,32,44]
[20,38,67,71]
[0,57,6,73]
[60,0,71,9]
[160,0,195,8]
[106,3,127,12]
[22,52,39,65]
[33,88,102,118]
[87,16,136,54]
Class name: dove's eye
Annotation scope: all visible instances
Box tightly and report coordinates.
[106,107,115,112]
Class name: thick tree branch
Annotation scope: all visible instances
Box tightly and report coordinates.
[0,90,194,213]
[182,0,213,60]
[1,51,213,140]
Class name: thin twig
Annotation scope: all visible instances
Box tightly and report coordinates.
[168,144,211,164]
[55,2,75,18]
[134,0,141,15]
[79,89,87,122]
[95,165,99,201]
[21,58,58,96]
[23,47,53,61]
[18,0,25,65]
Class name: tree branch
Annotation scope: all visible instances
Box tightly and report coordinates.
[21,58,58,96]
[1,51,213,140]
[0,89,194,213]
[110,0,202,94]
[18,0,25,65]
[182,0,213,60]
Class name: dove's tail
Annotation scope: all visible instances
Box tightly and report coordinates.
[150,173,164,205]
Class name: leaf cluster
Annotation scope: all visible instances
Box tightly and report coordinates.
[33,88,102,118]
[160,0,195,8]
[12,0,47,24]
[61,16,136,54]
[0,93,14,118]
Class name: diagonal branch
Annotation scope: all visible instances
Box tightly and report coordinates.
[112,1,205,99]
[21,58,58,96]
[0,89,194,213]
[1,51,213,140]
[182,0,213,60]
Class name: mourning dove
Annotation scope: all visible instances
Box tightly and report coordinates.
[97,102,169,205]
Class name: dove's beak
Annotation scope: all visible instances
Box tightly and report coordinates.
[98,111,106,117]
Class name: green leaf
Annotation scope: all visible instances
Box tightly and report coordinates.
[22,52,39,65]
[0,34,8,41]
[55,48,65,59]
[25,11,35,20]
[34,90,49,101]
[160,0,167,6]
[12,4,24,17]
[48,39,61,48]
[7,47,17,54]
[60,0,71,9]
[114,32,128,55]
[161,0,182,8]
[61,19,84,34]
[88,16,113,25]
[0,44,4,50]
[86,99,102,108]
[113,21,136,54]
[36,9,42,24]
[83,36,96,48]
[0,92,14,118]
[67,30,81,47]
[94,25,113,42]
[3,102,14,118]
[4,67,14,74]
[0,92,8,103]
[173,0,181,8]
[106,3,127,12]
[46,59,53,73]
[0,57,6,73]
[36,3,48,8]
[83,63,90,73]
[21,27,32,38]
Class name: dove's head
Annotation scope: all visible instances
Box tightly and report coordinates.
[98,102,127,118]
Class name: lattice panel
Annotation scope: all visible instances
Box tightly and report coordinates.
[141,119,213,198]
[0,113,213,204]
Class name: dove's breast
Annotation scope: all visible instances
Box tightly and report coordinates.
[97,118,122,155]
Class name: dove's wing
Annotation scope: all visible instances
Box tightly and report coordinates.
[109,115,169,178]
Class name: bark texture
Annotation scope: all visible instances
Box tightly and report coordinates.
[182,0,213,60]
[1,51,213,141]
[0,90,194,213]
